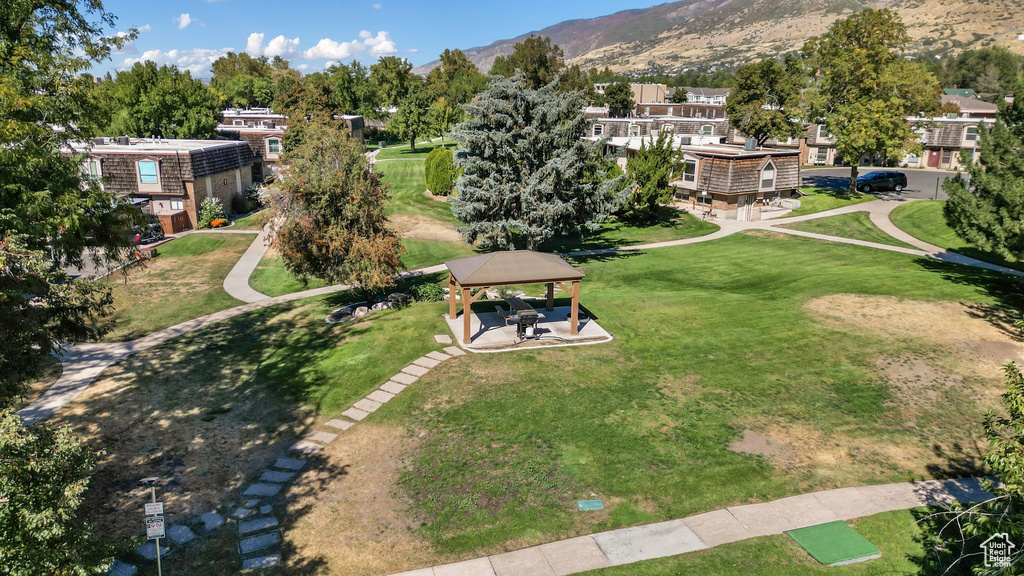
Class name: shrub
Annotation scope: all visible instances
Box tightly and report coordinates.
[197,197,227,229]
[410,282,446,302]
[232,183,267,214]
[424,146,457,196]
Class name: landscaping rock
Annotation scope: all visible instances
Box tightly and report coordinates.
[380,381,407,394]
[289,440,324,454]
[305,430,337,444]
[245,499,260,508]
[387,292,411,305]
[371,302,391,311]
[242,553,281,571]
[353,306,369,318]
[434,334,453,344]
[242,483,282,498]
[367,390,395,404]
[273,457,307,471]
[108,559,137,576]
[260,504,273,515]
[238,516,279,536]
[443,346,466,356]
[232,507,254,519]
[341,407,369,421]
[166,524,196,546]
[323,418,353,431]
[238,531,280,554]
[260,470,296,483]
[354,398,383,413]
[134,542,169,561]
[324,309,353,324]
[200,511,225,531]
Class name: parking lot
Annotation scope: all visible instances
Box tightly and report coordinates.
[802,167,960,200]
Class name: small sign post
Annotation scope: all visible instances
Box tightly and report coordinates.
[140,477,163,576]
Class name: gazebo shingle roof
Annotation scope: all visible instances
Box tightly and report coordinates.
[445,251,584,287]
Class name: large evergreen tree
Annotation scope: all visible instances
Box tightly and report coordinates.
[803,9,940,193]
[943,95,1024,261]
[625,131,682,219]
[450,74,626,250]
[489,36,565,90]
[268,124,404,305]
[1,0,139,405]
[725,55,806,146]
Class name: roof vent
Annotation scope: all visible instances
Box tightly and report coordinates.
[679,136,692,145]
[744,138,757,151]
[117,136,130,146]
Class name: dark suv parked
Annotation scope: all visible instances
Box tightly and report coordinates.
[856,171,908,193]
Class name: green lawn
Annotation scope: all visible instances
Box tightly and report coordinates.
[248,251,328,298]
[542,208,719,252]
[777,212,915,249]
[375,138,456,160]
[379,159,460,224]
[889,200,1024,272]
[97,234,253,341]
[231,210,267,230]
[584,508,968,575]
[82,230,1018,574]
[784,188,876,218]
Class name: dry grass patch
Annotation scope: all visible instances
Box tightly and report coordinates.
[390,214,462,242]
[283,423,436,576]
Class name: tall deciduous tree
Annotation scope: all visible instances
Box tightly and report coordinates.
[450,74,627,250]
[101,61,221,138]
[726,55,806,146]
[489,36,565,89]
[803,9,940,193]
[388,86,432,151]
[604,81,634,117]
[625,130,682,219]
[1,0,139,405]
[943,96,1024,261]
[210,51,275,107]
[429,96,461,138]
[327,60,378,117]
[0,409,110,575]
[268,124,403,305]
[370,56,415,109]
[425,48,486,104]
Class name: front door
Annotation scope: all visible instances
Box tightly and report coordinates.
[927,150,940,168]
[736,195,749,221]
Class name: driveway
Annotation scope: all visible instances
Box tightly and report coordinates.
[802,167,961,200]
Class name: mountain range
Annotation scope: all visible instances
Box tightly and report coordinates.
[414,0,1024,74]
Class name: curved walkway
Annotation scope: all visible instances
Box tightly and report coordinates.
[222,227,272,303]
[388,477,989,576]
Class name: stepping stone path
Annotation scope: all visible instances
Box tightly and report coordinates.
[260,470,296,483]
[108,559,138,576]
[242,483,282,498]
[233,507,254,519]
[239,530,281,554]
[243,554,281,571]
[201,511,225,531]
[134,541,169,561]
[239,515,279,536]
[166,525,196,546]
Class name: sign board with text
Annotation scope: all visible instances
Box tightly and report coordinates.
[144,502,163,516]
[146,515,165,539]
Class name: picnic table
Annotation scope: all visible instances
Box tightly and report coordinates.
[505,296,536,314]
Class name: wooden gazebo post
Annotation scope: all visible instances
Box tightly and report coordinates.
[545,283,554,311]
[462,286,472,344]
[448,273,457,320]
[570,280,580,336]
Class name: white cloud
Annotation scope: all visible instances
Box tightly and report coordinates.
[358,30,372,39]
[176,13,192,30]
[407,48,419,54]
[373,3,382,9]
[304,37,362,60]
[245,32,301,58]
[363,30,397,56]
[138,24,152,32]
[120,47,231,77]
[297,63,311,71]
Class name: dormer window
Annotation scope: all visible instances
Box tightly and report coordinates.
[267,138,282,155]
[760,161,777,191]
[85,158,101,180]
[817,125,831,139]
[628,125,640,137]
[137,160,161,192]
[593,124,604,137]
[701,124,714,135]
[965,126,979,142]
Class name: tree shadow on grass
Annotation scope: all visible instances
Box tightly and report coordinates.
[913,257,1024,339]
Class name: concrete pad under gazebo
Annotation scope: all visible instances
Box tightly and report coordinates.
[444,250,612,351]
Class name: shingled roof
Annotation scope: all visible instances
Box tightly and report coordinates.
[445,251,584,287]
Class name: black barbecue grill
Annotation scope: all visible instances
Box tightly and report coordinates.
[506,297,540,340]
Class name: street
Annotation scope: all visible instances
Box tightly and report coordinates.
[802,167,960,200]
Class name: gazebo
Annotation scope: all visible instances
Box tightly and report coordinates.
[445,251,585,345]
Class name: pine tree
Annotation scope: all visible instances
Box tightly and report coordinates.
[268,124,404,305]
[449,74,627,250]
[625,130,682,219]
[943,95,1024,261]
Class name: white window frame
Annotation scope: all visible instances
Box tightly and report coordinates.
[815,147,828,164]
[628,125,640,138]
[701,124,714,135]
[682,158,697,184]
[233,119,244,126]
[759,160,777,191]
[169,198,184,211]
[964,126,978,142]
[85,158,102,180]
[662,123,674,134]
[136,160,161,192]
[817,125,831,140]
[593,124,604,137]
[266,137,282,155]
[667,107,674,116]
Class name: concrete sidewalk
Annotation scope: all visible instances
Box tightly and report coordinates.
[389,477,989,576]
[223,228,272,303]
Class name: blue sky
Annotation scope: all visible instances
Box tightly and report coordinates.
[96,0,653,77]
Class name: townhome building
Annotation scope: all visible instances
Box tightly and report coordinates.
[681,87,730,106]
[70,137,254,233]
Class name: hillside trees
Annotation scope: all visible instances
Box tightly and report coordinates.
[490,36,565,89]
[100,61,221,138]
[1,0,140,406]
[267,124,403,306]
[450,74,627,249]
[943,95,1024,261]
[726,55,806,146]
[939,47,1023,102]
[803,8,940,193]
